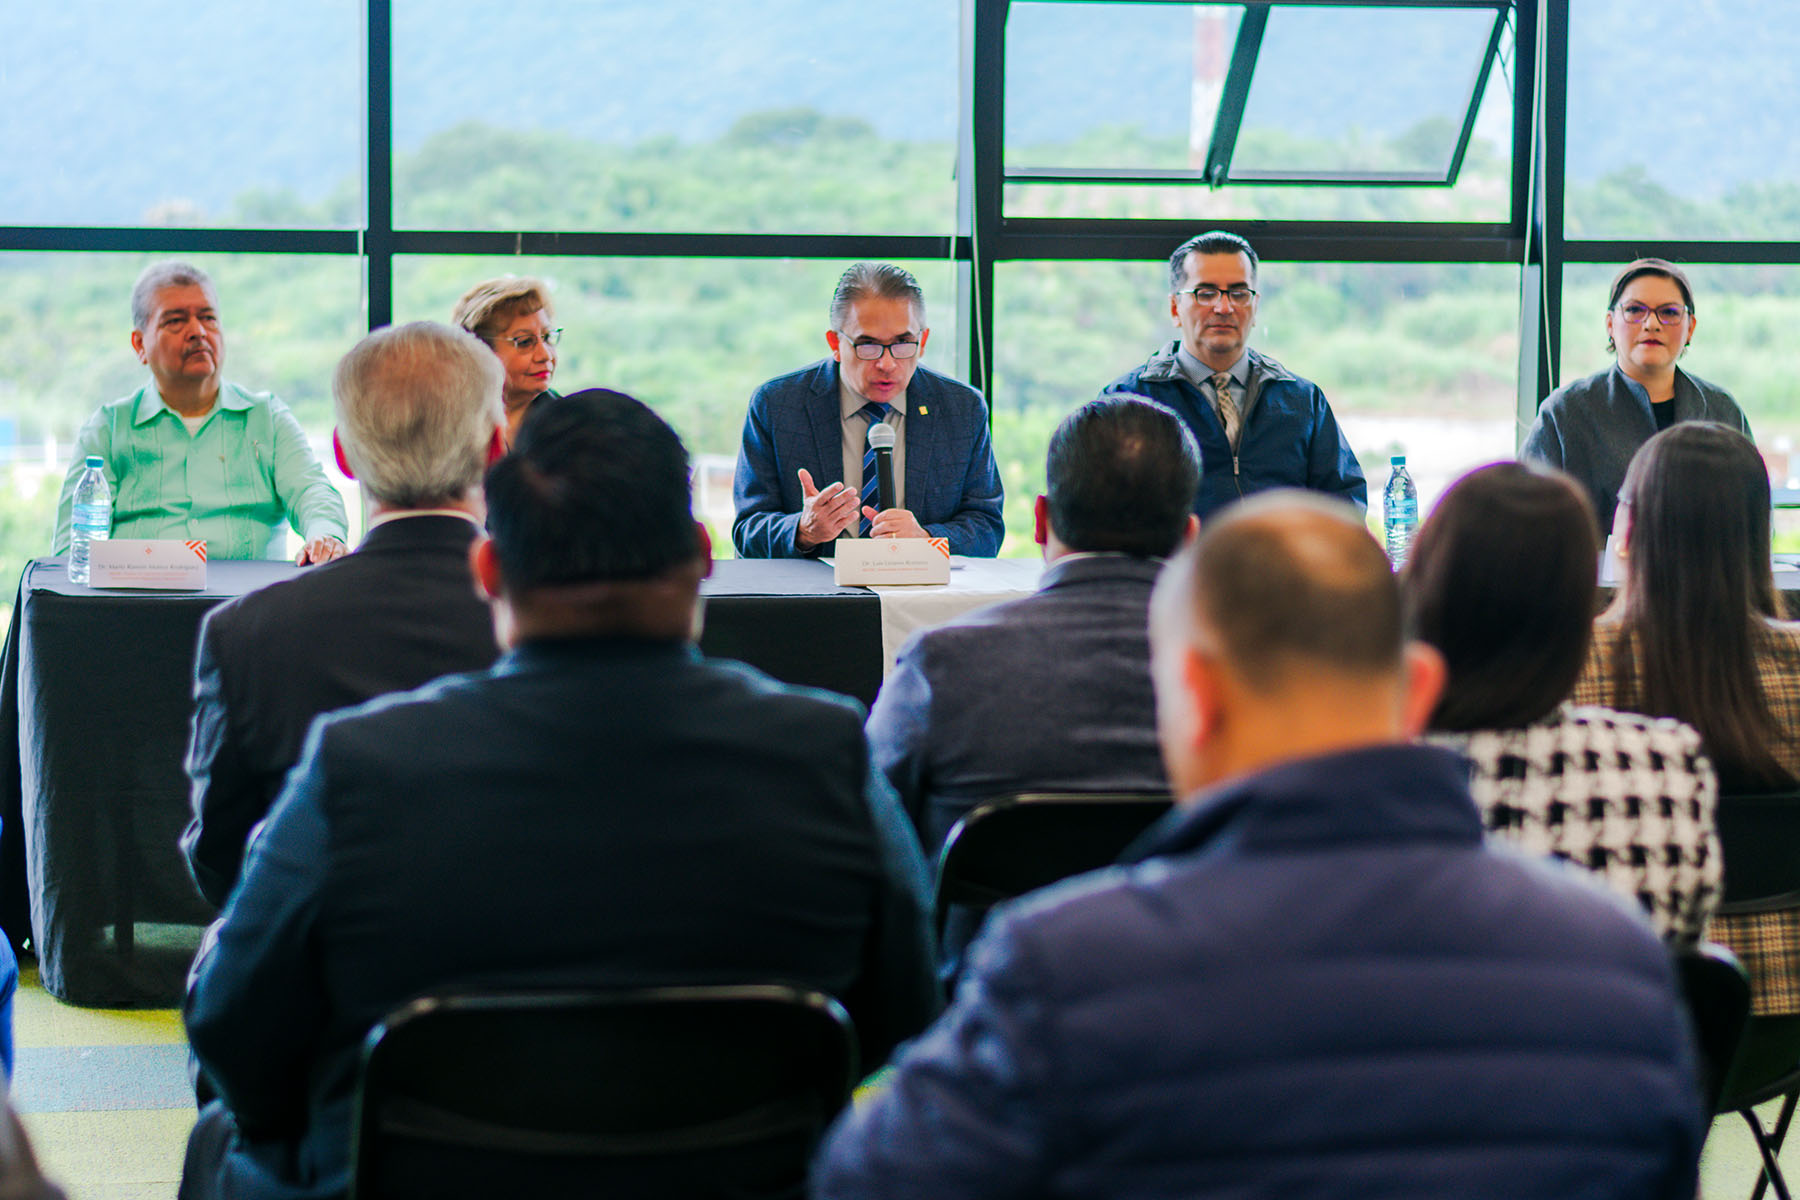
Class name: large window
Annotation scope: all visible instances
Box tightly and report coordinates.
[1565,2,1800,240]
[9,0,1797,581]
[392,1,959,234]
[0,3,362,228]
[1002,1,1515,222]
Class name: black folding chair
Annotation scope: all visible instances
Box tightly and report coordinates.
[1713,790,1800,1200]
[933,791,1172,945]
[350,984,856,1200]
[1676,941,1751,1112]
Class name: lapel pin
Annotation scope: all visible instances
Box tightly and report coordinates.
[918,405,928,415]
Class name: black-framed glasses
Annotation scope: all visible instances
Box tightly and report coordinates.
[1615,303,1688,326]
[497,327,563,352]
[848,339,920,361]
[1176,285,1257,307]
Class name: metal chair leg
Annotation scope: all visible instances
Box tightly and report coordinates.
[1745,1092,1800,1200]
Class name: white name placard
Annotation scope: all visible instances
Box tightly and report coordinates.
[88,539,208,590]
[833,537,951,586]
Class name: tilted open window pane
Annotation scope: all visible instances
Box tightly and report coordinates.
[1004,2,1508,189]
[1003,4,1245,176]
[1228,5,1506,184]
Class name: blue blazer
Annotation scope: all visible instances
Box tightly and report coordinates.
[732,359,1005,558]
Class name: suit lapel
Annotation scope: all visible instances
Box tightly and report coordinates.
[806,361,848,487]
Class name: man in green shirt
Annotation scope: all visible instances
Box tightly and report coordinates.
[52,261,349,563]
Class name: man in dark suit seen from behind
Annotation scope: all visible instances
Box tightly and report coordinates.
[179,389,940,1200]
[182,320,506,908]
[867,394,1198,857]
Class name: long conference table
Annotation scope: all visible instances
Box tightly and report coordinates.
[0,554,1041,1006]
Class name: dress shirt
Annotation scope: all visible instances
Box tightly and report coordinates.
[1175,345,1252,437]
[839,377,906,530]
[52,381,348,560]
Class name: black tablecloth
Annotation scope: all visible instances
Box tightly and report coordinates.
[0,556,887,1006]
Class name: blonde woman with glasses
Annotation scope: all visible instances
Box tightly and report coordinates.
[453,276,562,444]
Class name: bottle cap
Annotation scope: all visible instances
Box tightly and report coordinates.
[85,456,104,468]
[1390,455,1406,465]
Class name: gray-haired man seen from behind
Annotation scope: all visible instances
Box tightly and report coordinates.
[183,321,507,908]
[816,491,1705,1200]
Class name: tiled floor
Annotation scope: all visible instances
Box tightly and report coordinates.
[11,967,190,1199]
[4,959,1798,1199]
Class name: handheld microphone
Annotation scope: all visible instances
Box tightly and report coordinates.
[868,422,897,513]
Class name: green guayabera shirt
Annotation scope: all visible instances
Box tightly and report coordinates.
[51,382,349,561]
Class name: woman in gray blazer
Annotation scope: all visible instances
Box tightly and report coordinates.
[1520,256,1749,534]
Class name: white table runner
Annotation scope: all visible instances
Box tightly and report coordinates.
[868,556,1044,673]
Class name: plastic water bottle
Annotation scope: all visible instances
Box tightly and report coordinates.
[1383,455,1418,569]
[68,456,112,585]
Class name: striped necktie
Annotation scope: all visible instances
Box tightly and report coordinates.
[858,401,893,537]
[1212,371,1240,447]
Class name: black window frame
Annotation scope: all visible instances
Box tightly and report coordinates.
[7,0,1791,443]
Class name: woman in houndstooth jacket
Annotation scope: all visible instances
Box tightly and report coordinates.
[1405,461,1719,947]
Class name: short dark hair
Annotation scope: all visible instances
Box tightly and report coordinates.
[1606,258,1696,355]
[1168,231,1259,292]
[1403,463,1598,732]
[829,262,926,330]
[1180,491,1401,690]
[1047,396,1199,557]
[484,389,698,591]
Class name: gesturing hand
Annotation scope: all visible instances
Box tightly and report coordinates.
[797,469,862,548]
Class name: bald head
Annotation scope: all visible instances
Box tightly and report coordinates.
[1155,492,1402,691]
[1151,493,1433,797]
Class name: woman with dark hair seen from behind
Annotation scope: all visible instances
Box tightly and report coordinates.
[1574,421,1800,1037]
[1405,461,1717,945]
[1575,421,1800,793]
[452,276,561,445]
[1521,257,1751,536]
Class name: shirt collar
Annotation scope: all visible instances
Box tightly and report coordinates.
[368,508,483,530]
[1175,346,1250,390]
[1611,362,1689,410]
[838,372,908,422]
[132,381,248,427]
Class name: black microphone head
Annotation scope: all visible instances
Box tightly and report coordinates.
[867,422,896,451]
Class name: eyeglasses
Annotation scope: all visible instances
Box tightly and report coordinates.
[847,339,920,362]
[1615,303,1688,326]
[496,327,563,352]
[1176,285,1257,307]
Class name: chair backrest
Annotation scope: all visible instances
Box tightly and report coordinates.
[933,792,1173,940]
[1717,790,1800,907]
[1675,941,1752,1111]
[350,984,856,1200]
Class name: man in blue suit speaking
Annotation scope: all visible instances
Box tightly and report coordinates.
[732,263,1004,558]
